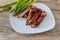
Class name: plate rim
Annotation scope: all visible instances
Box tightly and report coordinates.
[9,3,55,34]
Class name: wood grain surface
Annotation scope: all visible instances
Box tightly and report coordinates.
[0,0,60,40]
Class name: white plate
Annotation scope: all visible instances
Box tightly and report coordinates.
[9,3,55,34]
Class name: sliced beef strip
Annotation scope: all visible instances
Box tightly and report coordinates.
[27,9,42,25]
[26,9,36,25]
[31,11,47,28]
[22,10,29,18]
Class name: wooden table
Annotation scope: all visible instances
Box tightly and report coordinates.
[0,0,60,40]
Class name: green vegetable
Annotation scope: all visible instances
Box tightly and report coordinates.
[0,2,16,8]
[0,2,16,12]
[11,0,36,16]
[0,0,36,16]
[10,0,23,12]
[0,6,11,12]
[20,0,36,13]
[12,0,29,16]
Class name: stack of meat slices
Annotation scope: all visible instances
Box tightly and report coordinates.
[22,6,47,28]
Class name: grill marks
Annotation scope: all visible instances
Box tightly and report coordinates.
[22,6,47,28]
[31,11,47,28]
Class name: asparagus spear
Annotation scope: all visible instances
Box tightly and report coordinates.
[15,0,25,10]
[12,0,28,16]
[15,0,27,12]
[20,0,37,13]
[0,2,16,8]
[12,0,36,16]
[0,6,11,12]
[13,0,32,16]
[0,2,16,12]
[11,0,28,16]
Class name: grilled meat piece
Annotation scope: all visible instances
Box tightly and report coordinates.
[31,11,47,28]
[26,6,39,25]
[26,9,36,25]
[27,9,42,25]
[22,10,29,18]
